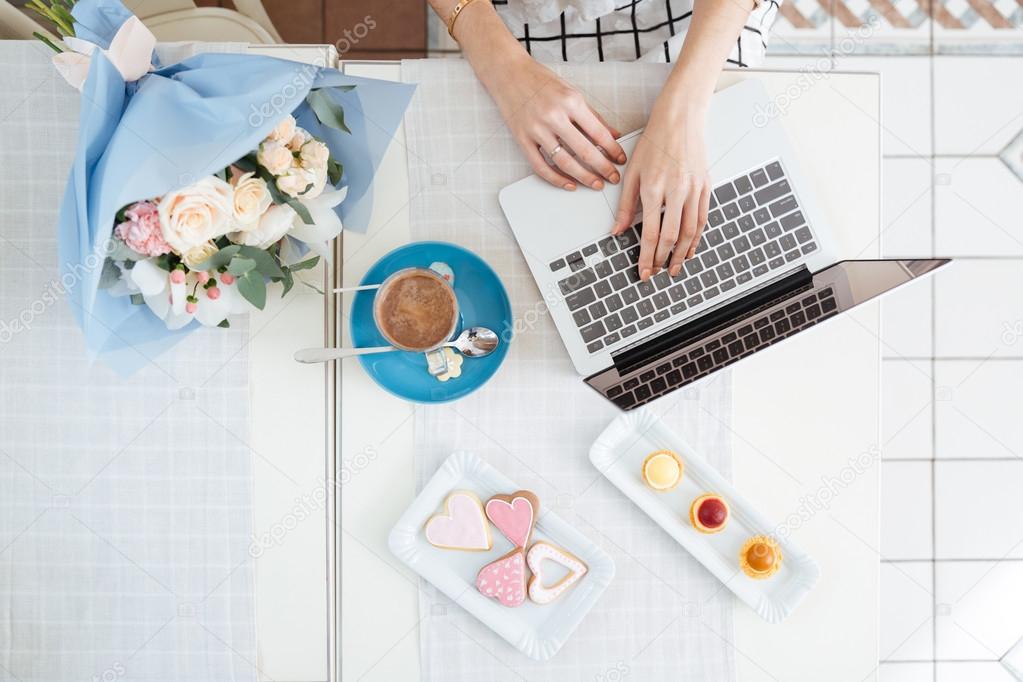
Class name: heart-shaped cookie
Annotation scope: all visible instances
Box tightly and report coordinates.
[475,548,527,607]
[484,490,539,548]
[424,491,492,551]
[526,541,588,605]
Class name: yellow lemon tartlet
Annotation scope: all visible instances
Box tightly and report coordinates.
[641,450,684,491]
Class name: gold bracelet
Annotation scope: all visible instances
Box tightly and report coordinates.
[447,0,482,39]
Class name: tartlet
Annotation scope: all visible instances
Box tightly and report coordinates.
[739,535,782,579]
[689,494,730,533]
[641,450,684,491]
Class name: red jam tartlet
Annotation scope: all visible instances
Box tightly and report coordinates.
[689,494,730,534]
[739,535,782,579]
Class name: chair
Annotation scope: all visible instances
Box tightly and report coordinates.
[1,0,282,43]
[0,1,50,40]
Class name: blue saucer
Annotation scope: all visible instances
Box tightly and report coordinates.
[350,241,513,403]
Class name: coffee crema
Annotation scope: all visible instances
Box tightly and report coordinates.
[375,271,457,351]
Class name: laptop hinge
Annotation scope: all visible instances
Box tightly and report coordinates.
[610,266,813,376]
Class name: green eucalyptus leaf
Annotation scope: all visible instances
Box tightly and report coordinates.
[227,257,257,276]
[192,244,240,272]
[98,258,122,289]
[280,267,295,297]
[154,254,174,272]
[237,246,284,278]
[327,158,343,186]
[234,155,258,174]
[107,239,142,262]
[253,165,314,225]
[217,319,231,328]
[307,89,351,134]
[289,255,320,272]
[237,271,267,310]
[301,280,325,295]
[130,293,145,305]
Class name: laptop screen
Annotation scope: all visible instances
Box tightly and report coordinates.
[585,259,949,411]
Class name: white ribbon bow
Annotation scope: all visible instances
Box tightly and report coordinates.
[52,16,156,92]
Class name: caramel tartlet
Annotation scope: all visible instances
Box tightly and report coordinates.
[739,535,782,579]
[641,450,684,491]
[689,494,729,534]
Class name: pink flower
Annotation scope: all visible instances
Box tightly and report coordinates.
[115,201,172,257]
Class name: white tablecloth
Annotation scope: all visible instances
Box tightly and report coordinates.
[401,58,736,682]
[0,42,256,682]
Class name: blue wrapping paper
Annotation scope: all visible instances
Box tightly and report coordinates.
[58,0,414,372]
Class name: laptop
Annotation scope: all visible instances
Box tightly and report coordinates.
[498,79,948,410]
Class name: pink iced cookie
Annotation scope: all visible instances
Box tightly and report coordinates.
[424,491,492,551]
[476,549,527,607]
[485,490,540,548]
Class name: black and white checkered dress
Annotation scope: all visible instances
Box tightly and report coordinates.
[493,0,780,66]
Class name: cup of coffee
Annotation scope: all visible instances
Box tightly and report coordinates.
[372,267,459,374]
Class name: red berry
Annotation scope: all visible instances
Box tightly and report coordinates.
[207,287,221,300]
[220,273,236,285]
[170,270,186,284]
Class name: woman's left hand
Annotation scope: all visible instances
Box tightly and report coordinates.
[612,102,711,281]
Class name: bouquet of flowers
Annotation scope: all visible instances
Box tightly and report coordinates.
[39,0,413,370]
[102,114,345,329]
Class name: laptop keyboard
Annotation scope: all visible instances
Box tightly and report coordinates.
[606,286,840,410]
[548,160,819,355]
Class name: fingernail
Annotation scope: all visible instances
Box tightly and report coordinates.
[640,268,651,280]
[617,153,626,163]
[591,180,604,190]
[564,183,576,191]
[610,171,620,183]
[670,266,681,277]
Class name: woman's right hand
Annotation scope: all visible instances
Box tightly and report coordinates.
[486,54,627,192]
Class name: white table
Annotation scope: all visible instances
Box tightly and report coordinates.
[338,61,883,682]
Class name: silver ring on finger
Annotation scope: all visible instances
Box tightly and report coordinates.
[549,144,564,158]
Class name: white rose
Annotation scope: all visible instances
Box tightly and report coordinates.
[230,172,272,231]
[287,128,310,152]
[229,204,296,250]
[300,140,329,172]
[257,140,294,176]
[182,242,219,268]
[276,167,317,198]
[158,176,233,255]
[267,114,296,143]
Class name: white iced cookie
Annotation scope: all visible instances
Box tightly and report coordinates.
[526,541,588,605]
[434,347,463,382]
[429,261,454,285]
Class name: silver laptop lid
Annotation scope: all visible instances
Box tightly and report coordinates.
[585,258,950,410]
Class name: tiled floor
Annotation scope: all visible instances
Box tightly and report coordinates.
[765,15,1023,682]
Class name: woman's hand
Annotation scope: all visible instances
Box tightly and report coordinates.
[612,102,711,281]
[486,54,627,192]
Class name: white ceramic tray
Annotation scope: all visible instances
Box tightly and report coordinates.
[589,409,819,623]
[388,451,616,660]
